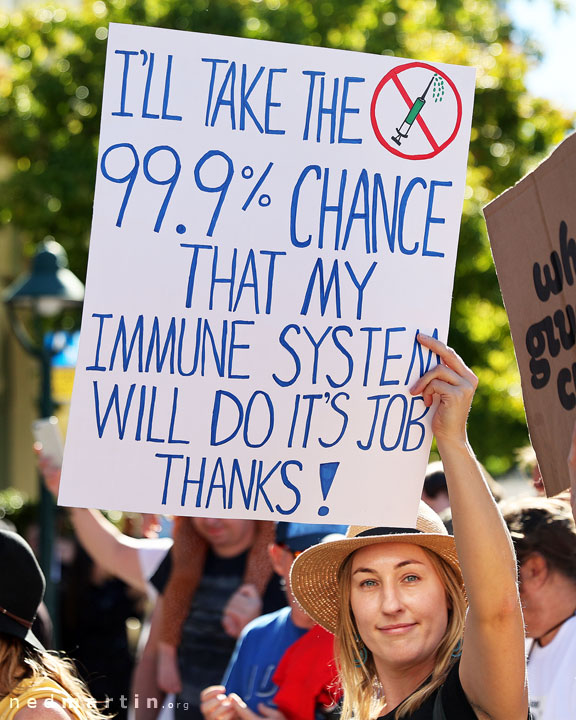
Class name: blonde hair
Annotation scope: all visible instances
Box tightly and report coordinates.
[336,547,467,720]
[0,633,109,720]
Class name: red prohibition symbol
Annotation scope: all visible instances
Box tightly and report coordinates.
[370,62,462,160]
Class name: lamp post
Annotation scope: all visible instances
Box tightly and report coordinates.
[3,239,84,621]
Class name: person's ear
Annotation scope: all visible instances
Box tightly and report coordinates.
[520,553,549,589]
[268,543,287,576]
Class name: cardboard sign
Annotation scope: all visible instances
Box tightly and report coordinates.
[485,133,576,496]
[58,23,475,524]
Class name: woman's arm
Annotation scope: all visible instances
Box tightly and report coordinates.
[37,451,150,593]
[410,335,527,720]
[68,506,150,593]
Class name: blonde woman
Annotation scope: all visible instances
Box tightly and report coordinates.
[0,529,106,720]
[291,336,529,720]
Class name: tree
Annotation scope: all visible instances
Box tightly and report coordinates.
[0,0,573,473]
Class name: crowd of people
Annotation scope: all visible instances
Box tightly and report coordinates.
[1,336,576,720]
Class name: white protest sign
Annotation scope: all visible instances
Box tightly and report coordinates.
[59,23,475,525]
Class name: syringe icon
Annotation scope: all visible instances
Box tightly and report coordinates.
[391,74,437,146]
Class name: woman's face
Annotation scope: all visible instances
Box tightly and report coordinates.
[350,542,449,674]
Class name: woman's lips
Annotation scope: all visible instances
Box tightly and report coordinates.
[378,623,417,634]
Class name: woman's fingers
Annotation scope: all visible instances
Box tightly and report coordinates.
[407,335,478,443]
[410,362,463,396]
[415,333,478,387]
[419,378,471,408]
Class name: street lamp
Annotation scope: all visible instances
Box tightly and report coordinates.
[3,239,84,622]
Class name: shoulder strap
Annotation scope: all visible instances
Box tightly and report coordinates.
[432,685,447,720]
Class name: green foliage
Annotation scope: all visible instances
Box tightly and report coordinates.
[0,488,37,534]
[0,483,132,531]
[0,487,28,520]
[1,0,574,474]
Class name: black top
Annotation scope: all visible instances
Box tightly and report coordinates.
[150,547,286,613]
[378,662,476,720]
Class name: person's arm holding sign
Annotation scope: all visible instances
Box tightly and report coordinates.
[37,450,151,593]
[411,335,528,719]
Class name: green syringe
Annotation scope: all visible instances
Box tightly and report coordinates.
[392,73,441,147]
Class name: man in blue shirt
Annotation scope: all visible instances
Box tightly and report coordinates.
[200,523,345,720]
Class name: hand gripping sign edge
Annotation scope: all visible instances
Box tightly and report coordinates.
[370,62,463,160]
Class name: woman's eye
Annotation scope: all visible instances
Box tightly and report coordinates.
[403,574,420,583]
[360,579,378,588]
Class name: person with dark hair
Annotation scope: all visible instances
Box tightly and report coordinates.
[502,496,576,719]
[421,462,451,516]
[157,519,275,694]
[133,519,285,720]
[290,336,528,720]
[0,529,105,720]
[423,462,503,520]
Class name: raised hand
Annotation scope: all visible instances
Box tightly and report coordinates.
[34,443,62,499]
[409,333,478,446]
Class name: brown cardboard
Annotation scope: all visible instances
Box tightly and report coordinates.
[484,132,576,496]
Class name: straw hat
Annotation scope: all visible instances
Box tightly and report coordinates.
[290,502,463,635]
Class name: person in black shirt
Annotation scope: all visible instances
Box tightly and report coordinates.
[291,336,528,720]
[132,518,285,720]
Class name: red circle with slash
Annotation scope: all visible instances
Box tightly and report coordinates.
[371,62,462,160]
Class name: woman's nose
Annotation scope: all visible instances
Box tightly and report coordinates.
[379,585,403,615]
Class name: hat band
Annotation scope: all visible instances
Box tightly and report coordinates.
[355,526,421,538]
[0,605,33,630]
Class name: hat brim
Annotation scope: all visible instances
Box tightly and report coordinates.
[0,613,45,652]
[290,532,462,635]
